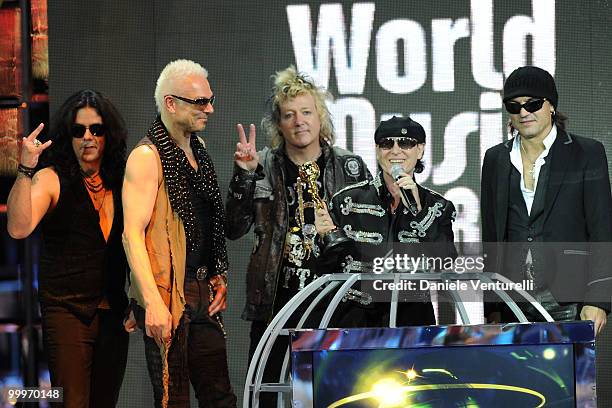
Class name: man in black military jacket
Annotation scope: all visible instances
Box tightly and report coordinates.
[317,116,458,327]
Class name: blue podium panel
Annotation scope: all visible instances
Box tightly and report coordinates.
[291,322,596,408]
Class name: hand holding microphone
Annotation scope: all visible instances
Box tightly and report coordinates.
[390,164,419,214]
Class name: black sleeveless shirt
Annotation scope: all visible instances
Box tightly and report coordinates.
[185,181,213,277]
[39,172,128,322]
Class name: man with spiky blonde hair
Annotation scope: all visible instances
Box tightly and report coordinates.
[262,66,336,148]
[226,65,370,405]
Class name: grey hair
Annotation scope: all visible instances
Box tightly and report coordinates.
[154,59,208,113]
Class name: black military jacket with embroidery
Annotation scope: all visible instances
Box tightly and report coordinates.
[226,142,371,322]
[327,172,457,272]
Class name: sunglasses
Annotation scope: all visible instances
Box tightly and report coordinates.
[377,137,419,150]
[71,123,106,138]
[170,94,216,107]
[504,98,546,114]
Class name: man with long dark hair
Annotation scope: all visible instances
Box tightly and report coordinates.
[7,89,129,407]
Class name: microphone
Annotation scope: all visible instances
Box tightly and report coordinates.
[391,164,418,213]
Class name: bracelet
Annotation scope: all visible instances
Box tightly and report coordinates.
[214,272,228,288]
[17,164,36,178]
[209,272,228,289]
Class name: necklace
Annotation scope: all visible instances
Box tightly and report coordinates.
[520,141,537,178]
[91,189,107,211]
[81,170,107,211]
[81,170,104,193]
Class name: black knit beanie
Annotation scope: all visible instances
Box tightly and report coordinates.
[503,66,558,108]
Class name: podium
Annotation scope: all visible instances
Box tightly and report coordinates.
[291,322,595,407]
[244,273,596,407]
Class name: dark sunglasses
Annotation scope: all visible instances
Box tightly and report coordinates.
[377,137,419,150]
[71,123,106,138]
[170,94,215,107]
[504,98,546,114]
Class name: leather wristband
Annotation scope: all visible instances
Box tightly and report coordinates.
[17,164,36,178]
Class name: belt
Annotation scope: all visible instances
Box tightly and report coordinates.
[185,265,209,281]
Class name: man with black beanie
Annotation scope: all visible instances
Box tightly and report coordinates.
[481,66,612,335]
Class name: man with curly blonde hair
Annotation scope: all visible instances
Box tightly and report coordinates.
[226,66,370,404]
[262,66,336,149]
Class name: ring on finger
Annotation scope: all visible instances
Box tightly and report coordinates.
[33,139,42,147]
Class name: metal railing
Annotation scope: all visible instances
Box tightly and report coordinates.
[243,272,554,408]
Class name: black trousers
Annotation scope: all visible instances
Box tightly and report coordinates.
[41,305,129,408]
[139,278,237,408]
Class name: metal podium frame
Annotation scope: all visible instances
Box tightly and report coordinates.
[243,272,555,408]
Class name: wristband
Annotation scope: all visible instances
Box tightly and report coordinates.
[17,164,36,178]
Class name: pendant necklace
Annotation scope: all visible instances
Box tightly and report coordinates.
[90,189,107,211]
[520,141,537,178]
[81,170,106,211]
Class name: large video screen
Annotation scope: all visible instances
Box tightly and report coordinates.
[292,323,595,408]
[313,345,575,407]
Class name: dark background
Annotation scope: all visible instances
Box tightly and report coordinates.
[46,1,612,406]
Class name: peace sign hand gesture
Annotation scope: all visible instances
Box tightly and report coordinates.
[21,123,52,168]
[234,123,259,172]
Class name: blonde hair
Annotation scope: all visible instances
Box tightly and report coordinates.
[262,66,335,148]
[154,59,208,113]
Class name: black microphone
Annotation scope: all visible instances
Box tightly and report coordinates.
[391,164,418,213]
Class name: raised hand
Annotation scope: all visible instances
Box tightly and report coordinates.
[20,123,52,168]
[234,123,259,171]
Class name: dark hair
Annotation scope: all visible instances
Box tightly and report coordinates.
[414,159,425,174]
[39,89,127,188]
[553,110,568,131]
